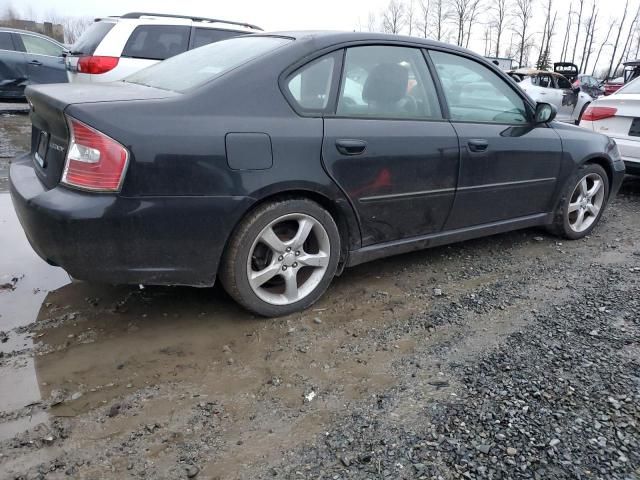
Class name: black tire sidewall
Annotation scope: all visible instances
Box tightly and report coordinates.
[559,164,609,240]
[223,199,341,317]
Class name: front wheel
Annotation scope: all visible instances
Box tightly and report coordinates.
[219,199,341,317]
[548,163,609,239]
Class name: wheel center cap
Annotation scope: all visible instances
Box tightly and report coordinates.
[282,252,295,267]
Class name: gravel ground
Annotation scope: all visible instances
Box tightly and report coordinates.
[0,114,638,479]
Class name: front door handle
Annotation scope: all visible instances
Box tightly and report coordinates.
[468,139,488,153]
[28,60,43,66]
[336,139,367,156]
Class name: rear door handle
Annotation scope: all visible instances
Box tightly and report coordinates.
[28,60,42,66]
[336,139,367,156]
[468,139,489,153]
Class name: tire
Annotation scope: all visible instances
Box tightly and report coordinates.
[219,198,341,317]
[548,163,609,240]
[575,102,590,125]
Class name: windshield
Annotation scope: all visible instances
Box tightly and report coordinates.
[125,36,291,92]
[617,76,640,94]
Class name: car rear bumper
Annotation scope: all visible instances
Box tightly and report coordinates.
[9,154,251,287]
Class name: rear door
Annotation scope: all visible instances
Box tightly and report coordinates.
[318,45,459,245]
[555,74,580,120]
[428,50,562,229]
[16,33,67,85]
[0,31,27,98]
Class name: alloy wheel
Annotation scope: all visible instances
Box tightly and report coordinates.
[246,213,331,306]
[567,172,605,233]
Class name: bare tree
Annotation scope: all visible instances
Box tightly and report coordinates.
[591,22,614,76]
[432,0,450,40]
[513,0,534,67]
[607,0,630,79]
[559,3,573,61]
[537,0,554,69]
[490,0,511,57]
[382,0,406,34]
[614,5,640,75]
[407,0,416,35]
[367,12,378,32]
[463,0,482,48]
[417,0,431,37]
[578,2,596,72]
[450,0,472,46]
[61,16,92,44]
[582,8,598,73]
[570,0,584,62]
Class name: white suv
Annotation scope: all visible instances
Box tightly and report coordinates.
[65,12,261,83]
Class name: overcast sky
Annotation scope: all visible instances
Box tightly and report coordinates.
[2,0,637,74]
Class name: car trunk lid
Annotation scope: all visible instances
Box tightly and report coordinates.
[26,82,177,189]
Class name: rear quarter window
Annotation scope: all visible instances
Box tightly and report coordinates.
[71,21,115,55]
[0,32,15,51]
[122,25,190,61]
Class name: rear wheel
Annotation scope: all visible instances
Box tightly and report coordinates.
[548,163,609,239]
[220,199,340,317]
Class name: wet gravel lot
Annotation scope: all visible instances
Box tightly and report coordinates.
[0,113,638,479]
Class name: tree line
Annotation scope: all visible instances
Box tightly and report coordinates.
[363,0,640,79]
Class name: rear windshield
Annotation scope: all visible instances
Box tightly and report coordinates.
[71,21,114,55]
[617,77,640,94]
[125,36,291,92]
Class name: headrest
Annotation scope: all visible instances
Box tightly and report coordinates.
[362,63,408,104]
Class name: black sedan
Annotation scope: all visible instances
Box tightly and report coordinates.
[0,27,68,99]
[10,32,625,316]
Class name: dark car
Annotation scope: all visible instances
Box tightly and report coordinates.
[575,74,604,98]
[0,27,68,99]
[10,32,625,317]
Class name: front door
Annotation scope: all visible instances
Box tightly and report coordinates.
[321,45,459,246]
[428,50,563,230]
[17,33,67,85]
[555,74,580,121]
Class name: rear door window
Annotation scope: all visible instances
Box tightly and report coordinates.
[71,21,114,55]
[122,25,190,60]
[0,32,16,51]
[191,28,243,49]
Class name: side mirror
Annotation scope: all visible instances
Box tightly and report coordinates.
[535,102,557,124]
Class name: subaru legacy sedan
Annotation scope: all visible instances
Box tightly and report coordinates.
[10,32,625,317]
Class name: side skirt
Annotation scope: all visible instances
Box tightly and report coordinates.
[346,213,554,267]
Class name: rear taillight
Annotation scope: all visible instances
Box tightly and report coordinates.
[581,106,618,122]
[62,116,129,192]
[77,56,119,74]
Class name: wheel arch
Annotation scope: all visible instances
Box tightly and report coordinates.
[582,155,613,196]
[219,185,361,276]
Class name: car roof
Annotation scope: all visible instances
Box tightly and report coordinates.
[94,12,262,33]
[263,30,477,55]
[0,27,63,44]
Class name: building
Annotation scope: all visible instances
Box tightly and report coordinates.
[485,57,515,71]
[0,19,64,42]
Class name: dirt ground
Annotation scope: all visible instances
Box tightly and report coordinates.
[0,113,638,479]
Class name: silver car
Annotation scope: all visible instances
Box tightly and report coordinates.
[516,69,593,124]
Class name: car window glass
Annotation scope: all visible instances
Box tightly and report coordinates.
[287,55,335,111]
[431,51,528,124]
[122,25,190,61]
[556,75,572,89]
[532,74,553,88]
[192,28,243,49]
[71,21,114,55]
[20,35,62,56]
[126,36,291,92]
[0,32,15,51]
[337,46,441,119]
